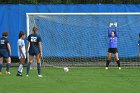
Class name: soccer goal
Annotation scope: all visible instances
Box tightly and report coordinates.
[26,12,140,67]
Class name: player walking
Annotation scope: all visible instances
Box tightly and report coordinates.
[17,31,26,76]
[105,22,121,70]
[138,33,140,57]
[26,27,43,77]
[0,32,11,74]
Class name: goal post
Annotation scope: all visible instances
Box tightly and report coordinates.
[26,12,140,67]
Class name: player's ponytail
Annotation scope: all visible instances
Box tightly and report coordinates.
[33,27,38,34]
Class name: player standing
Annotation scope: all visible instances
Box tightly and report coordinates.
[16,31,26,76]
[138,33,140,57]
[0,32,11,74]
[105,22,121,70]
[26,27,43,77]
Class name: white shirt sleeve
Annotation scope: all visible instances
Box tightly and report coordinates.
[18,40,23,47]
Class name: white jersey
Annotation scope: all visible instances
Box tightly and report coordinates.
[18,39,26,59]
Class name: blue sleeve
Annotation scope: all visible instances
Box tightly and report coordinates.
[28,35,30,42]
[38,35,42,42]
[114,27,118,37]
[5,39,9,44]
[108,27,111,37]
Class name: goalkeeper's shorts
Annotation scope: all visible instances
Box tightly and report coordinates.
[108,48,118,54]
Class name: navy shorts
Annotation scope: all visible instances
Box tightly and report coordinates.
[0,49,10,58]
[29,48,40,56]
[108,48,118,54]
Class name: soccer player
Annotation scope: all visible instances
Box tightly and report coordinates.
[105,22,121,70]
[26,27,43,77]
[0,32,11,74]
[16,31,26,76]
[138,33,140,57]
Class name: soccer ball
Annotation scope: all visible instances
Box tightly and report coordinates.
[64,67,69,72]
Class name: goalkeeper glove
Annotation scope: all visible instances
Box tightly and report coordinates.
[114,22,118,27]
[109,23,113,27]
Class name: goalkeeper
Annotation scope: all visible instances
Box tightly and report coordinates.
[105,22,121,70]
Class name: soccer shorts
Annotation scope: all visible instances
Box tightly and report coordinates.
[108,48,118,54]
[0,49,10,58]
[29,48,40,56]
[18,52,26,59]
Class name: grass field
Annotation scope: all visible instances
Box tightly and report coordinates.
[0,67,140,93]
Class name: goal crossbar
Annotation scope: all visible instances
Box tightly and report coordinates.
[26,12,140,16]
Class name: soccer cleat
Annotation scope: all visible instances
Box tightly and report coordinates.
[26,74,29,77]
[105,67,108,70]
[119,67,121,70]
[38,75,43,78]
[16,73,22,76]
[6,71,11,75]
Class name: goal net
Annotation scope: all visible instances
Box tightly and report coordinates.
[26,13,140,67]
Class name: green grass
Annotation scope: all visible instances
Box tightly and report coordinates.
[0,67,140,93]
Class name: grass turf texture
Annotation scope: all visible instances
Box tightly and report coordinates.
[0,67,140,93]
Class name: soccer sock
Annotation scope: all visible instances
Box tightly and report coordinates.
[0,63,3,72]
[106,60,110,67]
[37,63,41,75]
[20,67,23,73]
[6,63,11,72]
[116,60,121,67]
[26,62,31,75]
[18,64,23,73]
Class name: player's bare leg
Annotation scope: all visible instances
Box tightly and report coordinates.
[26,55,33,77]
[5,57,11,74]
[36,53,42,77]
[115,52,121,70]
[138,46,140,57]
[0,57,3,74]
[17,58,25,76]
[106,53,112,70]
